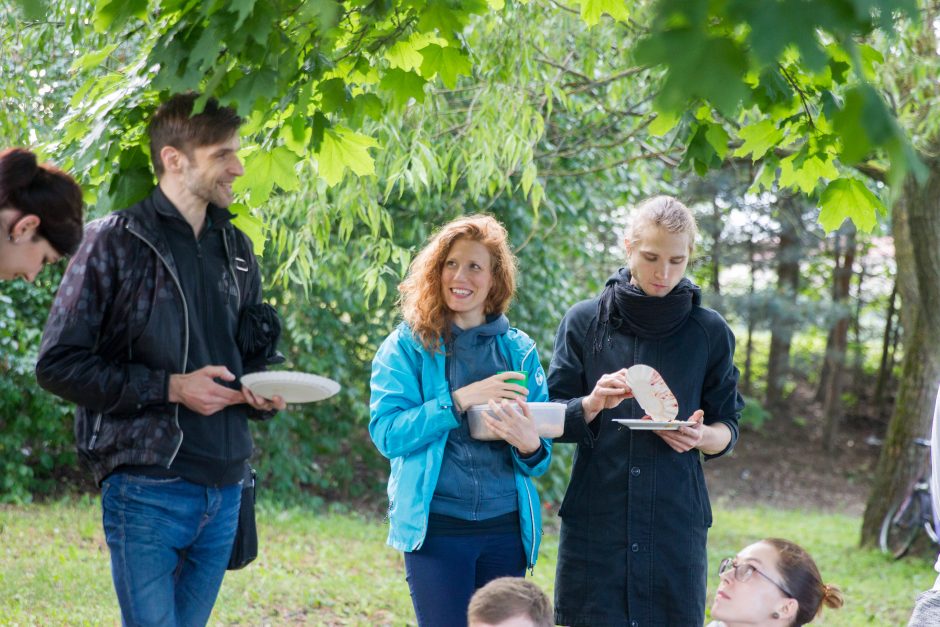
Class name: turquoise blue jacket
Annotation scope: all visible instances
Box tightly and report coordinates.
[369,322,552,568]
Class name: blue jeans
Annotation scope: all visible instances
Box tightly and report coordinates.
[404,530,526,627]
[101,473,242,627]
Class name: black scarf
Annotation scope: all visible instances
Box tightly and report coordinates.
[593,267,700,352]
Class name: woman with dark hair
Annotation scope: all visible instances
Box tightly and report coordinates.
[369,214,552,626]
[708,538,844,626]
[0,147,83,282]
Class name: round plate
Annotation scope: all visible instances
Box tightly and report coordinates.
[625,364,679,422]
[612,418,694,430]
[240,371,340,403]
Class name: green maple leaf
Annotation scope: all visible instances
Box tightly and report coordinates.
[705,124,730,161]
[234,146,300,204]
[230,0,256,30]
[778,153,837,194]
[419,2,485,38]
[579,0,629,27]
[419,44,472,88]
[228,203,266,256]
[648,111,679,137]
[818,178,884,233]
[379,69,428,110]
[386,38,426,72]
[317,128,380,187]
[734,119,784,161]
[318,78,348,114]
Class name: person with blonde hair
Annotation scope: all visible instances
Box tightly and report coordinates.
[708,538,844,626]
[468,577,553,627]
[370,214,552,626]
[0,147,83,282]
[549,195,744,624]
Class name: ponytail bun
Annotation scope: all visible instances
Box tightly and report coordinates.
[820,583,844,610]
[0,147,40,206]
[0,147,83,255]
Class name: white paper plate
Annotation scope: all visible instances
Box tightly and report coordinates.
[241,371,340,404]
[625,364,679,422]
[613,418,694,431]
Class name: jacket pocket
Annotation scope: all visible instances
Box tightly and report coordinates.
[558,447,591,519]
[691,461,712,527]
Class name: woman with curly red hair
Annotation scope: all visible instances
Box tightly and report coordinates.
[369,214,552,626]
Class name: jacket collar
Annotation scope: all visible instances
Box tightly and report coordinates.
[118,187,238,279]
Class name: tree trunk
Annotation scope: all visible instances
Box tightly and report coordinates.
[852,259,866,388]
[711,200,722,296]
[815,235,841,404]
[743,238,756,395]
[873,279,898,415]
[861,145,940,548]
[766,196,801,409]
[822,223,857,451]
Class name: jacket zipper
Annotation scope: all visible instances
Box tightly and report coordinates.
[127,224,189,467]
[522,475,537,570]
[220,230,242,473]
[449,340,482,518]
[221,230,242,307]
[520,342,536,370]
[88,413,103,450]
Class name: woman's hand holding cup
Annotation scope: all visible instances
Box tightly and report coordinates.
[452,371,529,412]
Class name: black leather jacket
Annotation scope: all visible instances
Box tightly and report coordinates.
[37,191,268,485]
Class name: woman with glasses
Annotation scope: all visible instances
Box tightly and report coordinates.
[708,538,843,626]
[0,148,83,282]
[549,196,743,625]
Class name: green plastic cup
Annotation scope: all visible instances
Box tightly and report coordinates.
[498,370,529,393]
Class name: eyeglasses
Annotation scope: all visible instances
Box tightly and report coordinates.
[718,558,795,598]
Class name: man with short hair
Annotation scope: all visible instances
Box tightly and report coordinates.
[467,577,554,627]
[37,93,284,626]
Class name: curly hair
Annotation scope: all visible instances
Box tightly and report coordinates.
[399,214,517,352]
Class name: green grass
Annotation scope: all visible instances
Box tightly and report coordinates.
[0,499,933,626]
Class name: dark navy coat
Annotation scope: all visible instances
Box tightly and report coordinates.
[548,288,743,627]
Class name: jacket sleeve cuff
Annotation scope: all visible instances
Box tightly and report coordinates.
[564,397,597,447]
[515,443,548,468]
[439,390,461,428]
[703,418,739,460]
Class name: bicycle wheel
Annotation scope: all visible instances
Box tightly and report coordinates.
[880,491,923,559]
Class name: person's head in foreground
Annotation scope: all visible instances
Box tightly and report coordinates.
[468,577,553,627]
[398,213,517,350]
[0,147,83,282]
[711,538,844,626]
[624,195,697,297]
[148,92,244,208]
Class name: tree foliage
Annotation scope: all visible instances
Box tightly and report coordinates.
[0,0,933,505]
[636,0,923,234]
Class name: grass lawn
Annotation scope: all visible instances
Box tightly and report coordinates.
[0,498,934,625]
